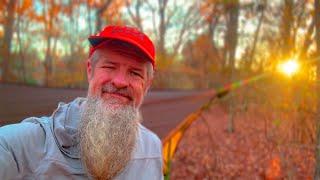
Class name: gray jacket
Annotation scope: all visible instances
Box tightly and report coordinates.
[0,98,163,179]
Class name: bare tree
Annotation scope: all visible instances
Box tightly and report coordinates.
[171,3,202,58]
[248,2,266,70]
[126,0,143,31]
[145,0,202,60]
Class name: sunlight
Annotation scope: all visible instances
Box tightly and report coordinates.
[278,59,300,77]
[78,17,86,30]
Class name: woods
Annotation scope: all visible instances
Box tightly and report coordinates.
[0,0,318,89]
[1,0,320,178]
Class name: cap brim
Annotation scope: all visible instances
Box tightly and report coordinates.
[88,37,108,47]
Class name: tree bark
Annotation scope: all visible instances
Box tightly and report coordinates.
[1,0,16,82]
[280,0,294,57]
[227,1,240,70]
[223,1,239,70]
[225,0,240,133]
[248,3,265,70]
[17,11,27,83]
[43,0,54,86]
[95,0,112,33]
[44,35,52,86]
[158,0,168,59]
[300,18,315,59]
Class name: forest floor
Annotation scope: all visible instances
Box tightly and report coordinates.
[170,102,315,180]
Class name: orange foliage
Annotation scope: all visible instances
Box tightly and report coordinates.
[102,0,126,25]
[199,0,224,23]
[17,0,32,14]
[265,156,282,179]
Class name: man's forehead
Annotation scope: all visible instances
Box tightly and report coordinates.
[98,48,147,68]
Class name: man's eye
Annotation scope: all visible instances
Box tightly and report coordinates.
[101,66,115,69]
[131,71,143,78]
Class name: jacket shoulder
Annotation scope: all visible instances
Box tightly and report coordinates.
[0,118,47,177]
[0,117,46,150]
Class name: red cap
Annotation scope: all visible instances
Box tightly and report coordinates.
[88,25,155,68]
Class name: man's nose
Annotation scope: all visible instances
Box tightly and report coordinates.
[111,72,129,89]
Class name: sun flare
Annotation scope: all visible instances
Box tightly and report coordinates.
[278,59,299,77]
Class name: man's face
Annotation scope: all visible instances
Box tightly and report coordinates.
[81,47,151,178]
[86,48,151,108]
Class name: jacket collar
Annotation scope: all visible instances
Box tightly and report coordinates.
[52,97,86,159]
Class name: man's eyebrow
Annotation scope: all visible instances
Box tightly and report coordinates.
[100,58,117,64]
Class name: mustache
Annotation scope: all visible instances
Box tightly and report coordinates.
[102,84,133,100]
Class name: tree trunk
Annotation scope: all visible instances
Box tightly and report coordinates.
[300,16,315,59]
[227,1,240,70]
[135,0,143,31]
[1,0,16,82]
[44,35,52,86]
[43,0,54,87]
[17,11,27,83]
[69,0,75,55]
[280,0,294,57]
[158,0,168,60]
[248,4,265,70]
[207,9,223,69]
[95,0,112,33]
[225,0,240,133]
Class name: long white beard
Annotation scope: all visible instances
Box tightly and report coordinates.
[79,97,139,180]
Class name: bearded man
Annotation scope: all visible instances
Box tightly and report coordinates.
[0,25,163,180]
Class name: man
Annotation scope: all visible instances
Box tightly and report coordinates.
[0,25,163,179]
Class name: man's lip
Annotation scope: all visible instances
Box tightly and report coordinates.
[102,92,132,101]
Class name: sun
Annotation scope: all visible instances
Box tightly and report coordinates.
[278,59,300,77]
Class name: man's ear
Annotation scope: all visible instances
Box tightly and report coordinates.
[86,59,92,82]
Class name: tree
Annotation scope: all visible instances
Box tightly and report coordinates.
[247,1,266,71]
[280,0,294,57]
[16,0,34,83]
[40,0,62,86]
[183,33,222,88]
[157,0,168,60]
[1,0,16,82]
[201,0,224,65]
[223,0,240,71]
[95,0,112,32]
[125,0,143,31]
[223,0,240,133]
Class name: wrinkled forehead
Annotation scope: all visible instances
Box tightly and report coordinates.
[94,40,150,64]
